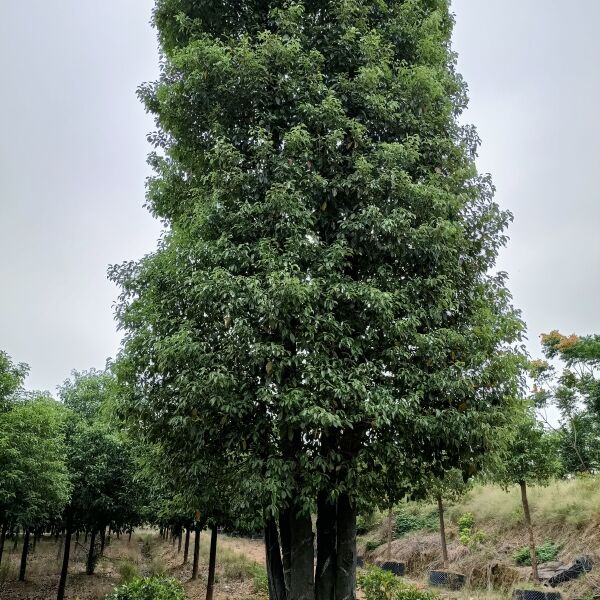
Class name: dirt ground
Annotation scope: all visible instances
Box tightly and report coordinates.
[0,530,267,600]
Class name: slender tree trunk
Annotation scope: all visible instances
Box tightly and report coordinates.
[178,529,182,553]
[316,493,336,600]
[386,506,393,560]
[265,517,287,600]
[519,480,539,582]
[206,526,218,600]
[100,527,106,555]
[289,508,314,600]
[437,495,449,569]
[191,525,201,580]
[279,510,292,598]
[19,529,30,581]
[335,493,357,600]
[86,528,97,575]
[84,530,88,544]
[172,529,176,547]
[0,522,7,566]
[128,529,132,543]
[183,527,191,565]
[57,510,73,600]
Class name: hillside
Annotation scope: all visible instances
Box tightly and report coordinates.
[359,477,600,599]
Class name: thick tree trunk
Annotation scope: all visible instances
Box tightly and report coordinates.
[265,517,287,600]
[437,495,449,569]
[191,525,201,580]
[0,522,7,566]
[519,480,539,581]
[279,510,292,597]
[335,493,356,600]
[206,526,218,600]
[289,508,314,600]
[316,493,336,600]
[86,529,97,575]
[19,529,30,581]
[57,511,73,600]
[183,527,191,565]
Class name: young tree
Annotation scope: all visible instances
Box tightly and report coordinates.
[498,411,561,582]
[112,1,523,598]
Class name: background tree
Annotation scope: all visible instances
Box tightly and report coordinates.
[531,331,600,473]
[496,409,561,582]
[0,396,70,578]
[112,1,523,599]
[0,350,28,412]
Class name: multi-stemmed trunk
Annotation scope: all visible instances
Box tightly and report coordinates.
[289,507,314,600]
[265,517,287,600]
[315,493,336,600]
[519,480,539,581]
[206,526,218,600]
[437,495,449,569]
[19,529,30,581]
[57,509,73,600]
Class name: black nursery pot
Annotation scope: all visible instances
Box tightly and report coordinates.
[379,561,405,576]
[428,570,466,590]
[513,590,562,600]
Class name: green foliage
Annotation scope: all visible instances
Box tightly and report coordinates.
[498,410,562,488]
[105,577,185,600]
[0,350,28,411]
[513,542,560,566]
[457,512,486,547]
[0,396,71,528]
[112,0,524,532]
[358,566,438,600]
[365,539,384,552]
[395,508,438,537]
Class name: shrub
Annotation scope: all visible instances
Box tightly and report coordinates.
[395,508,438,537]
[457,512,486,547]
[366,539,384,552]
[513,542,561,566]
[104,577,185,600]
[358,566,439,600]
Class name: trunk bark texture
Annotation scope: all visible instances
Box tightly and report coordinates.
[205,526,218,600]
[520,480,539,581]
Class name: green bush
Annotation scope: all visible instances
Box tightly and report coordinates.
[105,577,185,600]
[365,539,384,552]
[358,566,439,600]
[513,542,561,566]
[395,508,438,537]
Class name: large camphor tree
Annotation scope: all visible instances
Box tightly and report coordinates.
[112,1,523,599]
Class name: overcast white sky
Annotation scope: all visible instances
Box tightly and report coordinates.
[1,1,599,394]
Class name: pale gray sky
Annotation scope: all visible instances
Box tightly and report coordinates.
[1,2,599,394]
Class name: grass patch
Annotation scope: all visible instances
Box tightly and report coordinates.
[116,558,140,583]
